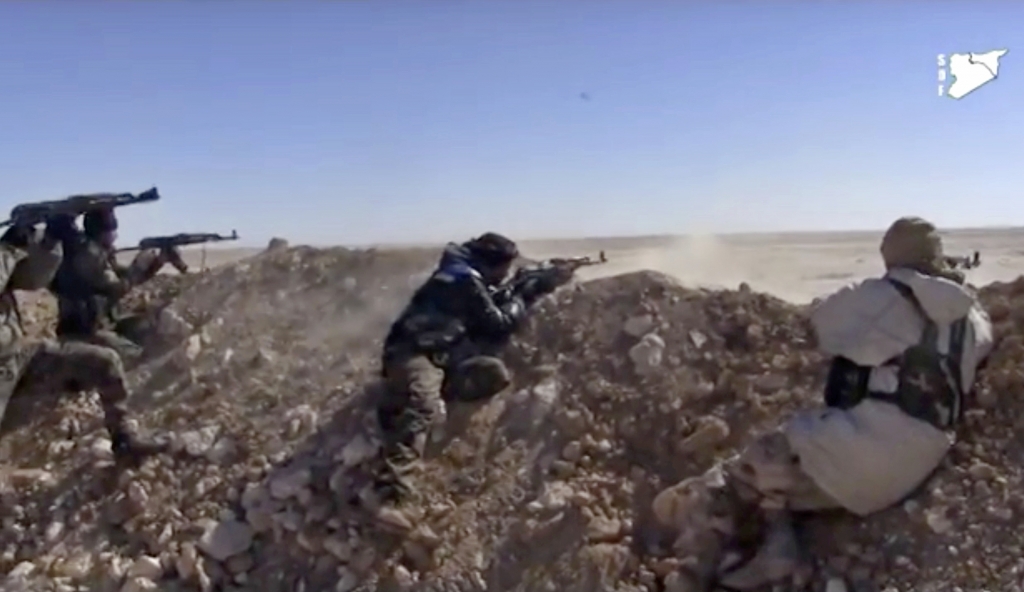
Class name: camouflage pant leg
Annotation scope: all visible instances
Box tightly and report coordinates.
[20,339,131,435]
[442,355,512,402]
[726,430,841,512]
[0,341,43,429]
[654,431,840,530]
[114,314,154,346]
[77,330,144,367]
[375,354,445,504]
[651,430,841,588]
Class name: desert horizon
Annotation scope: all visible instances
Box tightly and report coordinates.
[144,225,1024,305]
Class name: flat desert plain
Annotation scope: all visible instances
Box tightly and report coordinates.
[162,227,1024,304]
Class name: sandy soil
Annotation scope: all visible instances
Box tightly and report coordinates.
[166,227,1024,303]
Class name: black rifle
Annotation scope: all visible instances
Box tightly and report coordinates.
[1,187,160,228]
[495,250,608,304]
[116,230,239,273]
[118,229,239,253]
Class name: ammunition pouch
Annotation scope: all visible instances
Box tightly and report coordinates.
[399,313,468,363]
[823,350,958,428]
[822,356,871,410]
[821,277,967,430]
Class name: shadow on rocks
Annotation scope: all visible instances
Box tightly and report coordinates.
[215,379,411,592]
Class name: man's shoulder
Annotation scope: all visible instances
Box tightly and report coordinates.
[431,261,483,284]
[0,243,24,259]
[0,243,27,269]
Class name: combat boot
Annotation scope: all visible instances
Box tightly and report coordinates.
[653,468,754,592]
[358,484,415,535]
[716,510,808,590]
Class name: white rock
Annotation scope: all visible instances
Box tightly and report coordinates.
[629,332,665,373]
[338,434,378,468]
[825,578,849,592]
[55,552,93,579]
[284,403,319,436]
[393,565,414,587]
[240,483,268,511]
[90,437,114,458]
[45,521,65,542]
[623,314,655,338]
[198,520,253,562]
[336,568,360,592]
[185,334,203,361]
[127,555,163,579]
[925,508,954,535]
[323,537,352,562]
[178,426,221,456]
[8,561,37,579]
[269,467,312,500]
[128,481,149,508]
[120,577,158,592]
[175,543,199,580]
[536,481,576,510]
[207,437,237,464]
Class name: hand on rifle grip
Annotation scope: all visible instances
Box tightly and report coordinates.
[163,246,189,274]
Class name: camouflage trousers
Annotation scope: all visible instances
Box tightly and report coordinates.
[654,430,840,532]
[374,353,512,504]
[64,313,161,369]
[1,339,131,437]
[651,431,841,587]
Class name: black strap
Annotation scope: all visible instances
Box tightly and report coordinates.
[880,277,966,427]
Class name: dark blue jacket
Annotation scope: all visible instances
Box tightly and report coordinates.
[382,242,525,365]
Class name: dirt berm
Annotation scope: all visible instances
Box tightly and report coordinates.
[1,245,1024,592]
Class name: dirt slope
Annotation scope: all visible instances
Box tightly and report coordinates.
[0,246,1022,592]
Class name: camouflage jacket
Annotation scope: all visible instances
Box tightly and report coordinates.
[383,243,526,367]
[51,238,160,336]
[0,239,63,417]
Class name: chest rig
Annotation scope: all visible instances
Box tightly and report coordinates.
[823,278,967,429]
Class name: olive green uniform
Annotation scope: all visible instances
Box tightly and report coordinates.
[0,237,164,465]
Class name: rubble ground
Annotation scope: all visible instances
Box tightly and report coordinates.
[1,244,1023,592]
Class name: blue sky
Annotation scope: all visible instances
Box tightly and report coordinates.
[0,2,1020,247]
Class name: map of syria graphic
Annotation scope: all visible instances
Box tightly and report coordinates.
[947,49,1009,99]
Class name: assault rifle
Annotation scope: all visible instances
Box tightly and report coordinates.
[117,230,239,273]
[495,250,608,303]
[117,229,239,253]
[1,187,160,228]
[944,250,981,270]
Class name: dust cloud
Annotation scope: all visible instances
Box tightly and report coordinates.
[572,235,826,303]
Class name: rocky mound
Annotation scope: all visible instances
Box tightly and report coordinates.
[0,247,1021,592]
